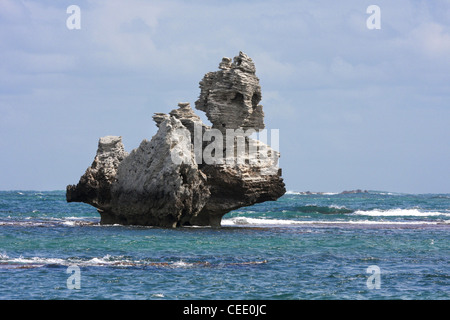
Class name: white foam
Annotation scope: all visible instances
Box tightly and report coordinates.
[221,217,448,227]
[330,204,348,209]
[9,256,66,265]
[84,255,135,266]
[222,217,299,226]
[353,208,450,217]
[1,254,210,268]
[0,221,47,227]
[285,191,302,195]
[87,257,111,265]
[2,254,134,267]
[171,260,194,268]
[0,217,97,227]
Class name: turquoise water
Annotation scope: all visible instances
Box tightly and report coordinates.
[0,191,449,300]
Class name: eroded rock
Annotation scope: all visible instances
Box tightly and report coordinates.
[66,136,128,210]
[195,51,264,133]
[105,116,210,227]
[67,52,285,227]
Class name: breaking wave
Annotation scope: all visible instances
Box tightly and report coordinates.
[291,205,354,214]
[353,208,450,217]
[0,253,268,269]
[221,217,449,227]
[0,217,98,227]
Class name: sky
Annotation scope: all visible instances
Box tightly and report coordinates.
[0,0,449,193]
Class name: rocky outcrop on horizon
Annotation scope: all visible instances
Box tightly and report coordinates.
[66,52,285,227]
[293,189,369,195]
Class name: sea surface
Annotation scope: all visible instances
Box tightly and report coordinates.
[0,190,448,300]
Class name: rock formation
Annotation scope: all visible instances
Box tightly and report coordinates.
[66,136,128,210]
[67,52,286,227]
[196,52,264,133]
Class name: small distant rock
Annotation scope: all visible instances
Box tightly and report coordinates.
[340,189,368,194]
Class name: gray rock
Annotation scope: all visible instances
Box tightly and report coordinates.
[195,51,264,133]
[105,116,210,227]
[66,136,128,209]
[67,52,285,227]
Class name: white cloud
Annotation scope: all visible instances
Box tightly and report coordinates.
[253,52,295,83]
[329,56,386,83]
[4,51,77,73]
[411,22,450,57]
[84,0,164,68]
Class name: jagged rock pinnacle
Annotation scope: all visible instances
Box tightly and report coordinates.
[195,51,264,133]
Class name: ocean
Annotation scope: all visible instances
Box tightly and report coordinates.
[0,190,448,300]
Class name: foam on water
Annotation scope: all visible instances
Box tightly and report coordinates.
[0,253,268,269]
[0,217,98,227]
[170,260,194,268]
[353,208,450,217]
[221,217,449,227]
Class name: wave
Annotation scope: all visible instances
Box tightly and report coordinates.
[223,217,298,226]
[2,211,448,229]
[431,195,450,199]
[221,217,449,227]
[0,217,97,227]
[286,190,407,196]
[292,205,353,214]
[0,254,268,269]
[353,208,450,217]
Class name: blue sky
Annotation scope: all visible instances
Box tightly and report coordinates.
[1,0,449,193]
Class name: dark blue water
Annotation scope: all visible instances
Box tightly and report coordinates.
[0,190,449,299]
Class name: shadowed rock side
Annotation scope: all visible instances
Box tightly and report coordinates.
[66,136,128,210]
[67,52,285,227]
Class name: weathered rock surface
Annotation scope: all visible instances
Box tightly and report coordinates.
[195,51,264,133]
[67,52,286,227]
[66,136,128,210]
[106,115,210,227]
